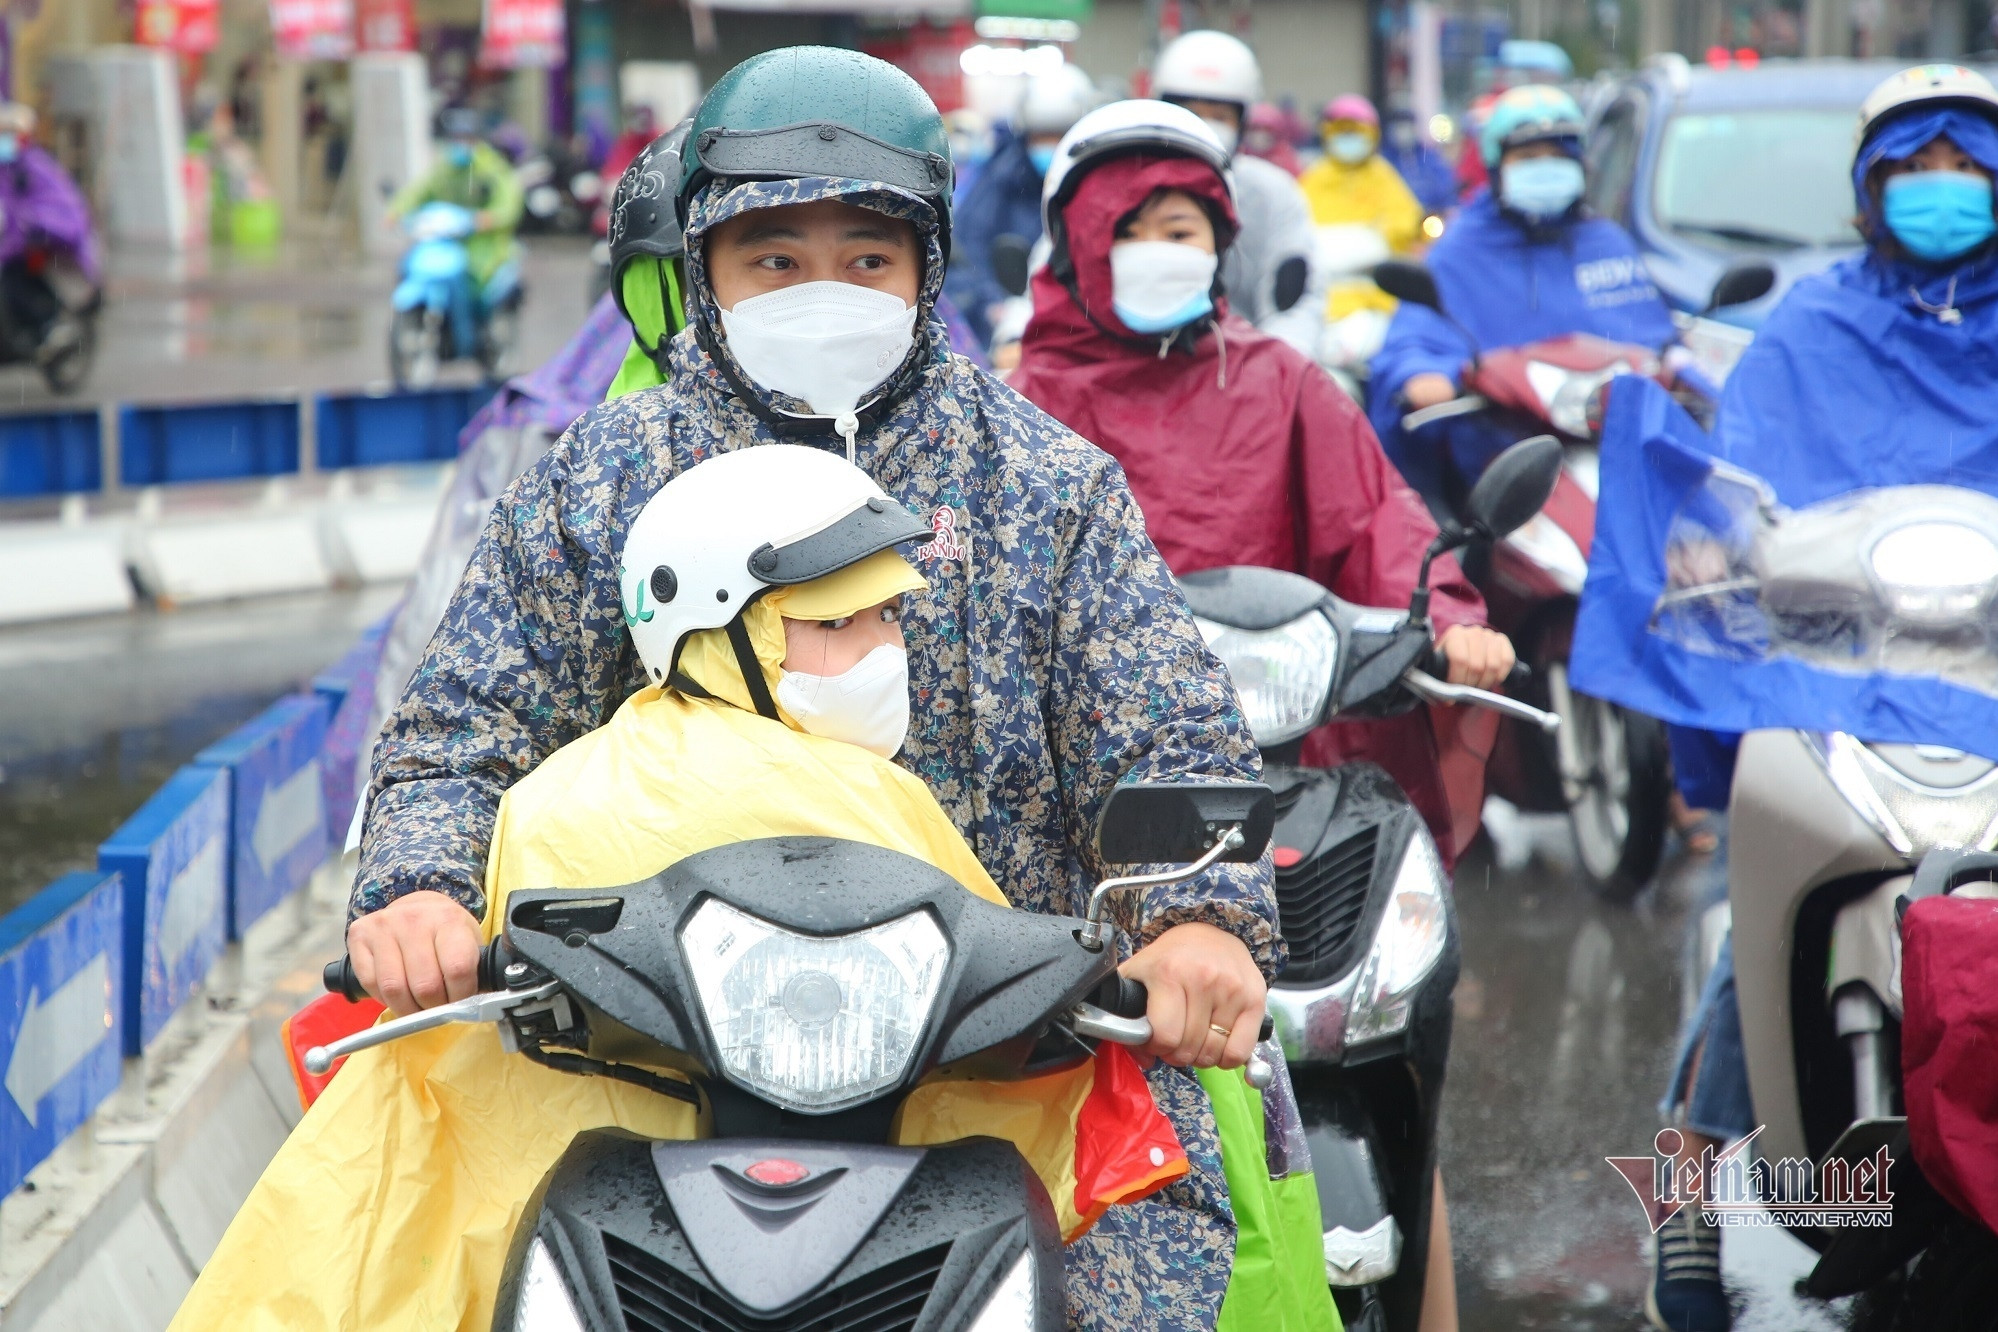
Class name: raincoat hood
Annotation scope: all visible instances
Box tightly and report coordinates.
[1854,105,1998,238]
[684,176,950,438]
[1038,152,1238,348]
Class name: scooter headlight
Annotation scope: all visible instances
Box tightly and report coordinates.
[964,1248,1036,1332]
[1525,361,1626,440]
[1195,611,1339,746]
[1344,831,1449,1046]
[680,899,950,1113]
[512,1236,587,1332]
[1867,521,1998,628]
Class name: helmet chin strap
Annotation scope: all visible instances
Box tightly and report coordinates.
[725,614,783,721]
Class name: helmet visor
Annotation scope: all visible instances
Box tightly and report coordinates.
[697,122,952,200]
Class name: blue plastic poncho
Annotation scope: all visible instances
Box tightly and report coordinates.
[1368,188,1677,500]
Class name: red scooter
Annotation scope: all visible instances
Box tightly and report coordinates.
[1371,260,1772,897]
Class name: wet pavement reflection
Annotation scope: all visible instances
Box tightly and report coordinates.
[0,587,399,914]
[1443,814,1853,1329]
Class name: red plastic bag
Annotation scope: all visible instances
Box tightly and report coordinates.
[1071,1043,1189,1235]
[1901,894,1998,1231]
[281,992,386,1111]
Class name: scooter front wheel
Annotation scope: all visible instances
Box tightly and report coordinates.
[1546,661,1669,899]
[389,307,443,389]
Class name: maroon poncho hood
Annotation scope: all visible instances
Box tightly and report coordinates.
[1012,153,1490,861]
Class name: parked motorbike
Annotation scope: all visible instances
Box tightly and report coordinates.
[389,201,522,389]
[1652,479,1998,1275]
[0,240,99,394]
[1179,436,1564,1332]
[308,781,1283,1332]
[1369,259,1774,897]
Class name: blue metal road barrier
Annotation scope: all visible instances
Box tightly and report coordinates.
[99,766,229,1056]
[119,399,301,487]
[314,384,497,469]
[194,694,333,939]
[0,410,100,498]
[0,870,123,1197]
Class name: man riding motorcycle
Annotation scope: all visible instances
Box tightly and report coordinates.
[1368,85,1676,511]
[1640,63,1998,1332]
[1009,98,1514,872]
[1152,30,1321,357]
[388,107,525,350]
[344,47,1279,1332]
[948,60,1098,348]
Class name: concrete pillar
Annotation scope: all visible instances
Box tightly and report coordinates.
[510,67,549,150]
[262,59,304,226]
[1805,0,1851,56]
[1929,0,1966,56]
[1639,0,1675,57]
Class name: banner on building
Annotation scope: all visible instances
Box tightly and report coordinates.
[481,0,567,70]
[270,0,356,60]
[136,0,221,53]
[356,0,416,52]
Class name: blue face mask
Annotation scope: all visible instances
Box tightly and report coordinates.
[1027,144,1057,176]
[0,136,19,165]
[1883,170,1997,262]
[445,143,474,169]
[1499,155,1585,221]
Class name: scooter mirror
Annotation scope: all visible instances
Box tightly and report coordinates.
[1096,782,1274,866]
[992,233,1033,298]
[1372,259,1443,313]
[1705,261,1776,313]
[1465,434,1563,540]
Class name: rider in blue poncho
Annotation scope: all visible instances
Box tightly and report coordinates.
[1645,64,1998,1332]
[1368,85,1677,510]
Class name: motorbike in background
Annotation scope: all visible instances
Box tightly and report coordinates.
[0,238,99,394]
[1181,437,1563,1331]
[308,782,1280,1332]
[389,201,521,389]
[1370,259,1774,897]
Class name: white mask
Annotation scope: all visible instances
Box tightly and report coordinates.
[1199,117,1240,157]
[1110,241,1218,334]
[718,281,919,452]
[776,644,911,759]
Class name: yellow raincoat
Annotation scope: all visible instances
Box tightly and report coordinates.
[1299,152,1425,322]
[172,556,1179,1332]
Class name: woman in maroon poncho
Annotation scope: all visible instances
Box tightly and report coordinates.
[1009,99,1514,866]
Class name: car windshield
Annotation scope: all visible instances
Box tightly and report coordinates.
[1653,108,1861,250]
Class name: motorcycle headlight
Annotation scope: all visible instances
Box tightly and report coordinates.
[1344,831,1449,1046]
[1195,611,1339,746]
[512,1236,587,1332]
[964,1248,1036,1332]
[1816,733,1998,861]
[1525,361,1626,439]
[1867,521,1998,628]
[680,899,949,1113]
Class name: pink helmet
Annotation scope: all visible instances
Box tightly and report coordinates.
[1321,94,1379,128]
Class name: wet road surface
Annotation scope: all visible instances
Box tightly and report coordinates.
[0,587,398,915]
[1443,811,1854,1329]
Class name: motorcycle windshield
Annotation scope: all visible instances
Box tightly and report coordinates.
[1571,378,1998,752]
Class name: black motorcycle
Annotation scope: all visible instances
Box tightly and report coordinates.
[0,241,98,394]
[310,781,1279,1331]
[1178,436,1563,1331]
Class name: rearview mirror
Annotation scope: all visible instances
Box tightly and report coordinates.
[1464,435,1562,540]
[1096,782,1274,865]
[1372,259,1443,313]
[992,233,1033,299]
[1705,261,1775,313]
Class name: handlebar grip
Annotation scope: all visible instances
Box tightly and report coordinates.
[478,938,514,993]
[323,957,366,1003]
[1423,650,1533,689]
[1259,1013,1275,1042]
[1101,974,1150,1019]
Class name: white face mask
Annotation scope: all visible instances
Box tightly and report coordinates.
[718,281,919,447]
[1199,117,1240,157]
[1110,240,1218,334]
[776,644,911,759]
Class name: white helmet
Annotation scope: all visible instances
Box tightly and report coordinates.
[1856,63,1998,150]
[1040,99,1235,236]
[1152,30,1262,109]
[619,445,929,690]
[1019,63,1099,137]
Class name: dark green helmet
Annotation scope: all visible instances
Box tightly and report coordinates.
[678,47,954,256]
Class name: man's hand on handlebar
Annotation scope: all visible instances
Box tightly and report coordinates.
[1402,372,1459,410]
[1117,922,1266,1072]
[346,891,484,1016]
[1437,624,1516,691]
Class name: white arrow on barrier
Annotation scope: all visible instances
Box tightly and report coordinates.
[159,837,224,969]
[6,952,112,1128]
[251,758,324,877]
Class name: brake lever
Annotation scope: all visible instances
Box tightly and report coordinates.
[1067,1003,1276,1089]
[1402,667,1560,733]
[1400,393,1489,433]
[303,980,561,1075]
